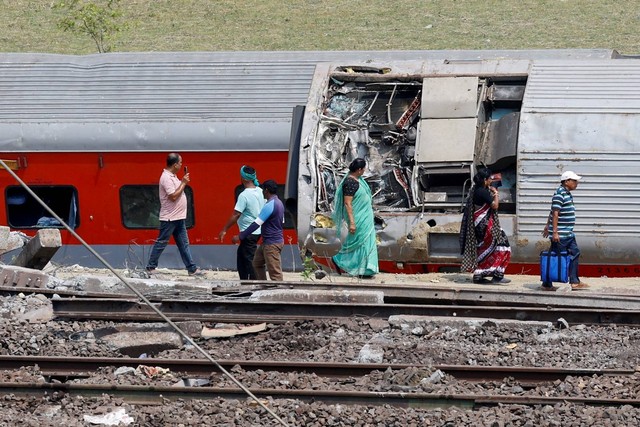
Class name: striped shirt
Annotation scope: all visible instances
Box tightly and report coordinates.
[549,185,576,238]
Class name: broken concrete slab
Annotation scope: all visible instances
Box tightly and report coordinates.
[249,289,384,304]
[201,322,267,339]
[58,274,218,297]
[0,265,56,289]
[12,293,54,324]
[87,321,203,357]
[0,230,28,256]
[100,330,183,357]
[357,343,384,363]
[11,229,61,270]
[0,226,9,252]
[388,315,553,330]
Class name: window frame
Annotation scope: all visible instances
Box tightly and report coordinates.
[120,184,195,229]
[5,185,80,229]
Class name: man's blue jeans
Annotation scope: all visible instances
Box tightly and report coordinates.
[543,235,580,286]
[146,219,197,273]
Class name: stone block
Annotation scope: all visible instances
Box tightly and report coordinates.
[0,226,9,251]
[0,265,51,288]
[11,229,62,270]
[101,331,183,357]
[388,315,553,330]
[2,231,28,255]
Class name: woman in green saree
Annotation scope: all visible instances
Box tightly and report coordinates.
[332,158,379,278]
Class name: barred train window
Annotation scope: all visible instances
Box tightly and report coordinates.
[120,185,195,229]
[233,184,294,229]
[6,185,79,229]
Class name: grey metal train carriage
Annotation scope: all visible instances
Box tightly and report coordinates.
[292,53,640,276]
[0,49,630,272]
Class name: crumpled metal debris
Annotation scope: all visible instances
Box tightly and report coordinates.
[314,80,420,213]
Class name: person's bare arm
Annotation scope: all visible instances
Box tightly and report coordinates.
[344,195,356,234]
[551,210,560,242]
[167,173,190,202]
[219,211,242,241]
[489,186,499,210]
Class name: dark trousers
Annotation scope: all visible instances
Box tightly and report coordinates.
[146,219,197,273]
[237,234,259,280]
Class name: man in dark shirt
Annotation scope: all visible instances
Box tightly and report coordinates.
[232,180,284,280]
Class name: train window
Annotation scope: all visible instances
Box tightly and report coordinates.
[233,184,295,229]
[120,185,195,229]
[6,185,79,229]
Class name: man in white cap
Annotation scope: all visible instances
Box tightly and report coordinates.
[541,171,589,291]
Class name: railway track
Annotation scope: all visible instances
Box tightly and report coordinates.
[2,282,640,421]
[49,297,640,325]
[2,356,639,410]
[5,281,640,310]
[3,381,639,409]
[1,355,633,385]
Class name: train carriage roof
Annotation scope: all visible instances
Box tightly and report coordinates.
[0,49,617,153]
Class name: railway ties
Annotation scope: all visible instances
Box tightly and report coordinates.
[49,296,640,326]
[6,278,640,325]
[3,355,635,384]
[4,381,640,409]
[1,356,639,409]
[5,278,640,325]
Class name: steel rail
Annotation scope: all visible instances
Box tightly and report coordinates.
[50,297,640,325]
[5,281,640,310]
[2,382,639,409]
[234,280,640,310]
[0,355,633,384]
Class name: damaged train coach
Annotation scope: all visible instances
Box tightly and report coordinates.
[291,57,640,277]
[0,50,610,271]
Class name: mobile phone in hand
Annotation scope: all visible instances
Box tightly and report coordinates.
[184,166,188,174]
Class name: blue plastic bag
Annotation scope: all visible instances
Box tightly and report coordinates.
[540,244,570,283]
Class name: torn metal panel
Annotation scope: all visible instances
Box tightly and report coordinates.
[476,112,519,170]
[415,118,478,163]
[421,77,479,119]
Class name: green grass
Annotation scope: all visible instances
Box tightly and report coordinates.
[1,0,639,54]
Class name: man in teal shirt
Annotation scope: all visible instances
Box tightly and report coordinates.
[219,166,265,279]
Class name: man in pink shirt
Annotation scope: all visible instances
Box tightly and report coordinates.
[146,153,203,276]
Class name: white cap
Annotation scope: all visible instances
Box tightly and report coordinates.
[560,171,582,181]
